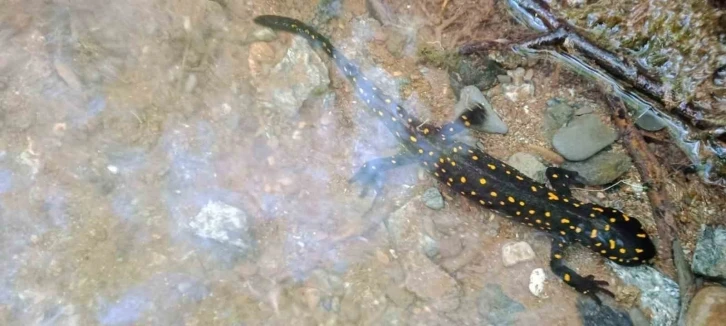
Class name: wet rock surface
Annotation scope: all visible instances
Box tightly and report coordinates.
[552,114,619,161]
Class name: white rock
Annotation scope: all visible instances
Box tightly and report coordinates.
[188,200,251,250]
[529,268,546,297]
[501,241,535,267]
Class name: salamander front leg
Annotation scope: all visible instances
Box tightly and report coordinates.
[423,102,489,143]
[545,167,585,197]
[349,153,417,197]
[550,236,614,304]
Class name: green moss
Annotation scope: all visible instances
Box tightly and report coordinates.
[416,45,462,70]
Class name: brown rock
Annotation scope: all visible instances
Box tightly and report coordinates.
[686,286,726,326]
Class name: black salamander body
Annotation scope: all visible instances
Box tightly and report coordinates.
[254,15,656,303]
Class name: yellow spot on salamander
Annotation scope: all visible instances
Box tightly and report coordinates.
[622,214,630,221]
[479,200,485,205]
[561,218,570,224]
[595,242,602,247]
[564,273,570,282]
[519,201,525,206]
[609,240,616,250]
[575,227,582,233]
[554,254,562,259]
[480,178,487,185]
[423,128,430,134]
[490,191,497,197]
[609,256,618,260]
[488,164,496,170]
[590,229,598,238]
[560,231,566,235]
[636,233,647,238]
[418,149,424,154]
[545,212,551,217]
[548,192,559,201]
[601,250,607,254]
[531,186,537,192]
[593,207,604,212]
[535,219,541,224]
[507,196,515,203]
[464,121,471,127]
[410,136,417,142]
[506,170,511,175]
[619,248,626,254]
[515,176,524,181]
[552,174,559,179]
[439,158,445,163]
[460,176,467,183]
[471,191,476,195]
[472,155,479,160]
[528,210,535,214]
[604,225,610,231]
[609,218,616,223]
[635,248,644,254]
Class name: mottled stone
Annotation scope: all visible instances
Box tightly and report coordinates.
[609,263,679,326]
[692,225,726,281]
[421,187,444,210]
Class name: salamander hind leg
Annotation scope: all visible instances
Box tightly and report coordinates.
[349,153,417,197]
[550,236,614,305]
[545,167,585,196]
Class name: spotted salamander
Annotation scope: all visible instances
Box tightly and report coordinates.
[254,15,656,303]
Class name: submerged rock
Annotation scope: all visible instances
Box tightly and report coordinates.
[188,201,253,252]
[421,187,444,210]
[257,37,330,117]
[561,151,633,186]
[449,58,504,98]
[455,85,508,134]
[609,263,679,326]
[478,284,525,325]
[692,225,726,281]
[686,286,726,326]
[577,296,633,326]
[501,241,536,267]
[507,152,547,183]
[552,114,618,161]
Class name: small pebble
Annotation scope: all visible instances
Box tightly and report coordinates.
[529,268,546,297]
[107,165,119,174]
[422,187,444,210]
